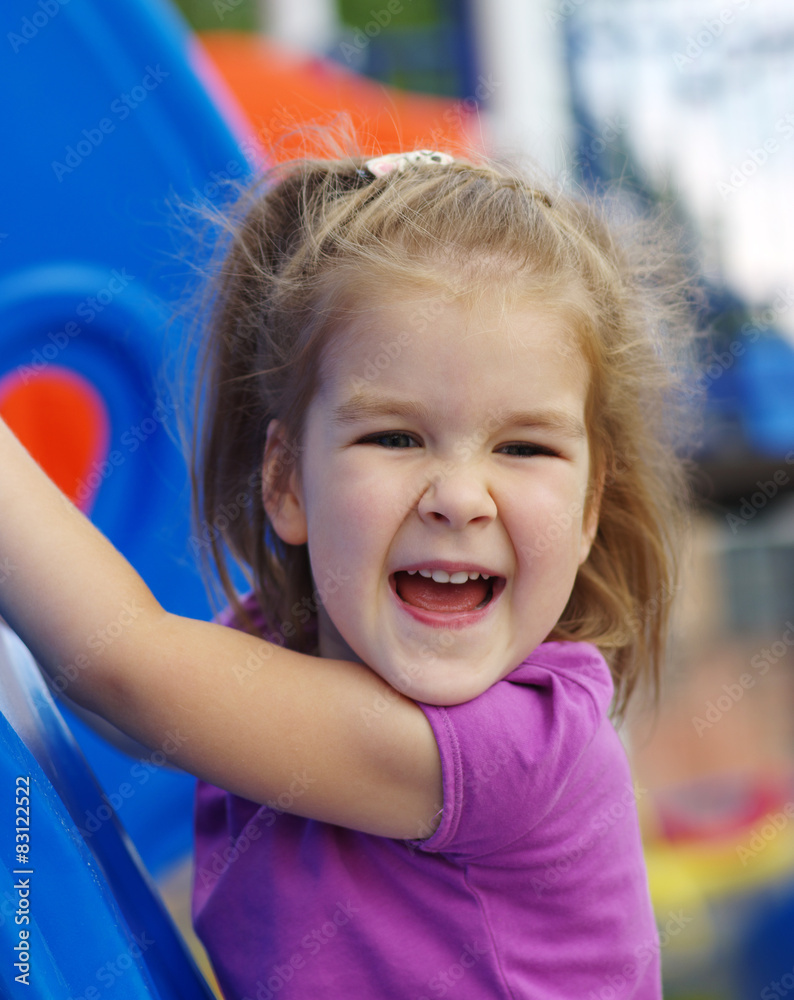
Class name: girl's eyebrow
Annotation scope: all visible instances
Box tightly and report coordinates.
[331,394,432,425]
[331,393,586,440]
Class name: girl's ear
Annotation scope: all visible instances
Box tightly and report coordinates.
[262,419,307,546]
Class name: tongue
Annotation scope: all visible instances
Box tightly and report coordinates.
[395,572,490,613]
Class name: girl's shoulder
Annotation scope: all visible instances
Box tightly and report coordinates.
[411,640,625,859]
[502,639,615,719]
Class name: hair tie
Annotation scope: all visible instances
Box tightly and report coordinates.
[364,150,454,179]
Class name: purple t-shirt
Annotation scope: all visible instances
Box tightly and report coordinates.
[192,604,661,999]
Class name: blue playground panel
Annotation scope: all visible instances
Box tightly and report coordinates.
[735,334,794,458]
[0,0,252,878]
[0,624,216,998]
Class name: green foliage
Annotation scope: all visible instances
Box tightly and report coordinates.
[171,0,259,33]
[338,0,440,29]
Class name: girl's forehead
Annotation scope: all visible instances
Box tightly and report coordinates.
[321,280,590,371]
[314,289,592,424]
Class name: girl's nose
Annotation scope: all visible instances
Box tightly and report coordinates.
[417,466,497,530]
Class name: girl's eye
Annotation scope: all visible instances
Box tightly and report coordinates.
[360,432,419,449]
[499,443,558,458]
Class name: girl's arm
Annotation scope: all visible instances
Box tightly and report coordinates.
[0,418,441,840]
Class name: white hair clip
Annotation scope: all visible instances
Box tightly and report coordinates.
[364,150,454,178]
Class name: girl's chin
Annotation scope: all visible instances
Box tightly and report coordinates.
[373,653,504,707]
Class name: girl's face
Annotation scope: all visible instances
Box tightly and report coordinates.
[265,288,599,706]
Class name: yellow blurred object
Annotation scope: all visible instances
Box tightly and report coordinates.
[645,812,794,961]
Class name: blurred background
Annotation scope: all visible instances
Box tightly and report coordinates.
[0,0,792,997]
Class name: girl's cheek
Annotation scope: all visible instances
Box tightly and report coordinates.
[515,499,588,563]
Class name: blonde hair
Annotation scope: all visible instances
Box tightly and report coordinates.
[189,152,700,715]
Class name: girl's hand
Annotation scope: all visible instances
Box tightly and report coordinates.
[0,417,442,840]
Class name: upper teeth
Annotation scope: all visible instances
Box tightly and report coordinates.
[407,569,491,584]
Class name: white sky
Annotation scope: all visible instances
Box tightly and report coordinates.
[568,0,794,338]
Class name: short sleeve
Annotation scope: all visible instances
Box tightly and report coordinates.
[409,642,614,861]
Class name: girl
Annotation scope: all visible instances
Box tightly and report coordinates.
[0,149,695,998]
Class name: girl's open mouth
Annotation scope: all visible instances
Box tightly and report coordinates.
[392,570,502,614]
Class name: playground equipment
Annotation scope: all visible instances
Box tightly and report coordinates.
[0,0,253,877]
[0,622,217,997]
